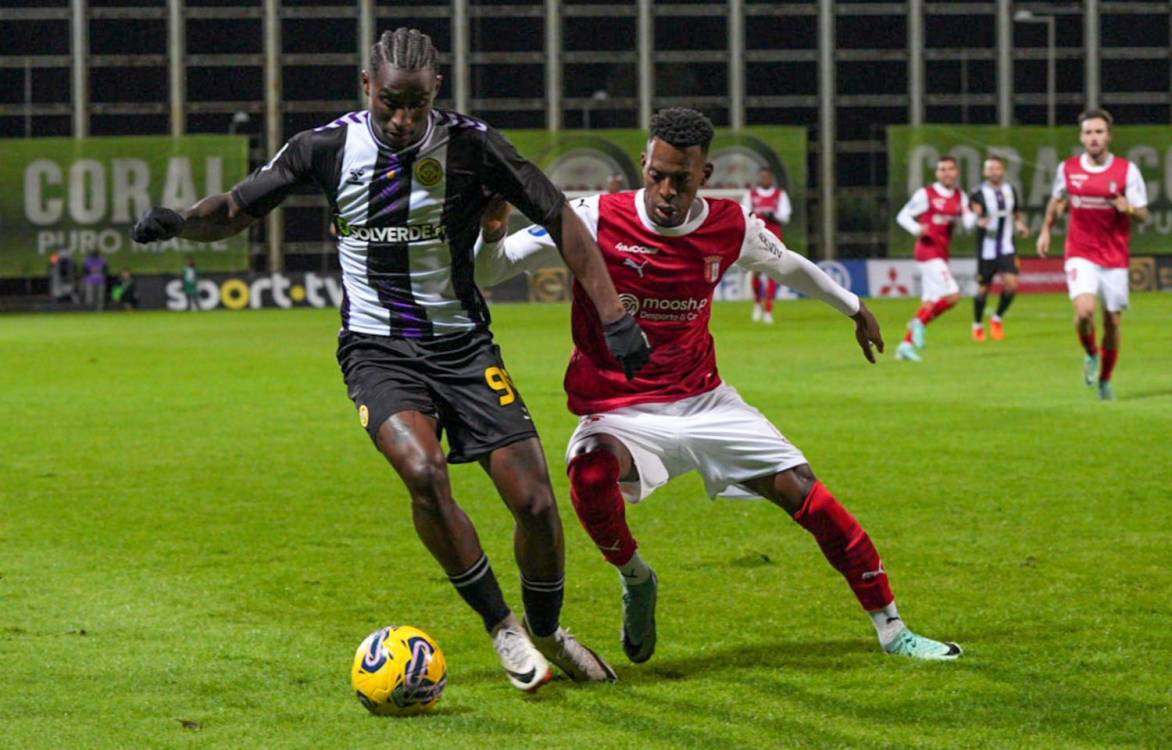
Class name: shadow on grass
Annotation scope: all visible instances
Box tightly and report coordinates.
[1118,387,1172,401]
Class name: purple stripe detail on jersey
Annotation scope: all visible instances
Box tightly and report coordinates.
[348,111,362,123]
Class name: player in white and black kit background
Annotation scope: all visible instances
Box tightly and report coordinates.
[131,27,652,693]
[968,156,1029,341]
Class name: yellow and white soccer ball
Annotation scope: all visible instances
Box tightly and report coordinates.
[351,625,447,716]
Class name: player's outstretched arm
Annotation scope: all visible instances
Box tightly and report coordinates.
[474,196,563,287]
[737,214,882,363]
[132,192,256,245]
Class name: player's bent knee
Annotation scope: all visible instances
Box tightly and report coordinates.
[400,462,452,510]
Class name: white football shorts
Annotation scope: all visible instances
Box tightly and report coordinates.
[1065,256,1129,312]
[918,258,960,302]
[565,384,808,503]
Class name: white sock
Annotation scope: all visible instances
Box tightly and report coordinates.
[870,602,904,646]
[617,551,651,585]
[992,315,1002,323]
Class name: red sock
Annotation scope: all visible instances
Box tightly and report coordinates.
[567,451,636,566]
[763,279,779,312]
[1100,345,1119,382]
[751,275,763,303]
[792,481,893,611]
[917,297,956,325]
[1078,328,1098,356]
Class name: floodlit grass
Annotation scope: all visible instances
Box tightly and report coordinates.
[2,294,1170,749]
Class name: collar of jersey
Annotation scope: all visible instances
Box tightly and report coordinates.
[1079,152,1115,174]
[931,182,956,198]
[365,110,437,155]
[633,188,710,237]
[754,186,778,196]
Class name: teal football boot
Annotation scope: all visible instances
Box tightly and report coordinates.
[620,570,658,664]
[883,627,963,661]
[1084,352,1100,387]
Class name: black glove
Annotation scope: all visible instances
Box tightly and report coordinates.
[131,207,185,243]
[604,312,652,379]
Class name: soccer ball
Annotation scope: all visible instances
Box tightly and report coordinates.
[351,625,447,716]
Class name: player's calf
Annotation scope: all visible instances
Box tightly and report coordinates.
[567,450,637,566]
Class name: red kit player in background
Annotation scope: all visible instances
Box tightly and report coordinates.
[1037,109,1149,401]
[741,167,792,324]
[894,155,973,362]
[477,108,962,662]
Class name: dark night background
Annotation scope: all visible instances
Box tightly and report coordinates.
[2,0,1169,260]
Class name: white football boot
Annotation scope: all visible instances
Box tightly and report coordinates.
[491,613,553,692]
[527,619,618,683]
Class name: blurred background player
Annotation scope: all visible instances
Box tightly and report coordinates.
[605,174,625,194]
[894,155,970,361]
[741,167,791,323]
[478,108,962,662]
[1037,109,1148,401]
[968,156,1028,341]
[83,249,108,312]
[131,26,651,691]
[181,256,200,311]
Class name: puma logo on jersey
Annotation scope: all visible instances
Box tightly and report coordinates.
[624,258,649,277]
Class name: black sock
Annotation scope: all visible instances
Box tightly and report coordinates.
[449,554,511,633]
[973,294,988,324]
[996,290,1016,317]
[521,575,564,638]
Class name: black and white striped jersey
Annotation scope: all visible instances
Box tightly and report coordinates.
[231,109,564,338]
[968,181,1020,260]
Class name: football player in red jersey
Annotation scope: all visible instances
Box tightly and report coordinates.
[741,167,792,324]
[893,155,971,362]
[1037,109,1149,400]
[477,108,962,662]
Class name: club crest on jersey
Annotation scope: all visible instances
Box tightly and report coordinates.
[414,158,444,187]
[931,198,946,210]
[346,168,366,185]
[703,255,722,283]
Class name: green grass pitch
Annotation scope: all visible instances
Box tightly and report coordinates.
[2,294,1170,749]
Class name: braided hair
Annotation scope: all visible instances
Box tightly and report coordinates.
[371,27,439,72]
[648,108,715,153]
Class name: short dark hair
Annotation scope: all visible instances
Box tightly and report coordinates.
[648,108,715,153]
[372,27,439,72]
[985,155,1007,166]
[1078,108,1113,129]
[937,155,958,165]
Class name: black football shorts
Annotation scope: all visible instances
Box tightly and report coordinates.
[977,254,1019,284]
[336,329,538,463]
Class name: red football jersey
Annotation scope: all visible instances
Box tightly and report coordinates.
[565,192,746,415]
[1061,155,1133,269]
[913,184,963,262]
[744,187,787,240]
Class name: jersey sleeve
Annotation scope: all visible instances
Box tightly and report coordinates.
[1050,162,1067,200]
[895,188,928,237]
[474,225,563,287]
[968,187,986,213]
[481,127,566,227]
[735,210,859,316]
[1125,161,1148,208]
[231,130,315,218]
[776,190,793,224]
